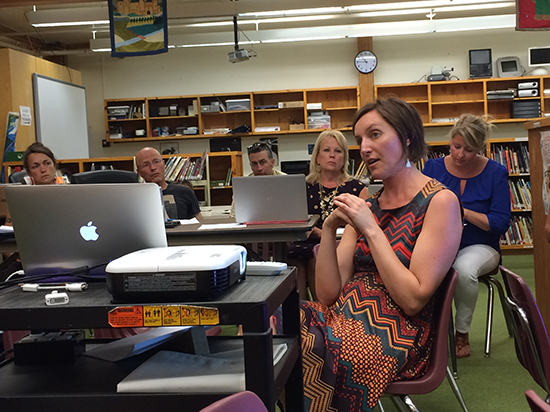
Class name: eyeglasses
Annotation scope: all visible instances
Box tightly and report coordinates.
[247,142,270,152]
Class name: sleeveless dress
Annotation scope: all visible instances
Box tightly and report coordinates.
[300,179,447,412]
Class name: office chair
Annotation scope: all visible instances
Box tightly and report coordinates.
[526,389,550,412]
[379,268,469,412]
[500,265,550,400]
[8,171,28,184]
[199,391,269,412]
[70,169,139,184]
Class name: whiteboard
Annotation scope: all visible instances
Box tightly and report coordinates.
[32,73,89,159]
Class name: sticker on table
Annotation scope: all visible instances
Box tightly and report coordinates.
[162,305,182,326]
[180,305,201,325]
[143,305,163,327]
[108,306,144,328]
[199,307,219,325]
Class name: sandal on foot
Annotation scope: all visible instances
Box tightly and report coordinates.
[455,333,471,358]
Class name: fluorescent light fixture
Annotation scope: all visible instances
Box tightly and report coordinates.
[32,20,109,28]
[356,2,514,18]
[90,14,515,52]
[239,7,343,18]
[187,15,334,28]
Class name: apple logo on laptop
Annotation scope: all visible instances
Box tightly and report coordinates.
[80,221,99,241]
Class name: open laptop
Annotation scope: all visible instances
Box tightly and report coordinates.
[232,174,308,224]
[5,183,167,278]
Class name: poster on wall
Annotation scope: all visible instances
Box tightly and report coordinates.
[517,0,550,30]
[2,112,19,182]
[108,0,168,57]
[540,131,550,214]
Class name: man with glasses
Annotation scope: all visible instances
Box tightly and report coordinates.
[136,147,202,221]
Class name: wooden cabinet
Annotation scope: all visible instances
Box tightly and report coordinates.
[104,86,359,143]
[375,75,549,127]
[3,152,242,207]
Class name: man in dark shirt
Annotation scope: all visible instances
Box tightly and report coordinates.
[136,147,202,221]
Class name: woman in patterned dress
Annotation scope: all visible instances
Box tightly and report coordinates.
[288,130,368,300]
[300,98,463,412]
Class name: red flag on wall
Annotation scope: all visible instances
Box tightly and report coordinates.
[517,0,550,30]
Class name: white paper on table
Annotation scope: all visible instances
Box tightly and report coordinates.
[198,223,245,230]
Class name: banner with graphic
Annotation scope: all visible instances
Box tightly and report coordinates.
[108,0,168,57]
[517,0,550,30]
[2,112,19,182]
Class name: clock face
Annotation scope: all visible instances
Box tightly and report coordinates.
[355,51,377,74]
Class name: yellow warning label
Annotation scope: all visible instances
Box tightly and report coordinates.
[143,306,163,327]
[162,305,182,326]
[199,307,219,325]
[108,306,143,328]
[180,305,201,325]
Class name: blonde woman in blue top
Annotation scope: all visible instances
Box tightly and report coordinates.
[423,113,511,358]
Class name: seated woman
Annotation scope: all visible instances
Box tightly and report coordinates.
[423,114,511,358]
[287,130,368,300]
[22,142,61,185]
[301,98,463,411]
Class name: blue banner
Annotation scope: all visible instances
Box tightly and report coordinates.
[108,0,168,57]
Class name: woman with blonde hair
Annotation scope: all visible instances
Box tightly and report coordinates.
[288,129,368,300]
[423,113,511,358]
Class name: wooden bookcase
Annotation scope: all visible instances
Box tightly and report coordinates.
[3,151,242,207]
[375,75,549,127]
[104,86,359,143]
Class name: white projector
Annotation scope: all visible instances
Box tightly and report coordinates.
[106,245,247,302]
[228,49,250,63]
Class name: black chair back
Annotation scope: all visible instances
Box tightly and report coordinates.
[70,169,139,184]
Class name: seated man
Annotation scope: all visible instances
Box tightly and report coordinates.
[136,147,203,221]
[230,141,286,219]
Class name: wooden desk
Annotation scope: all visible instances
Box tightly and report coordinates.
[0,269,303,412]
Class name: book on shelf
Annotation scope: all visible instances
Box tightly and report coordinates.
[225,167,232,186]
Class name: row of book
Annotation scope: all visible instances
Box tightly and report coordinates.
[509,178,532,210]
[501,215,533,246]
[490,144,530,174]
[164,153,207,182]
[210,168,233,187]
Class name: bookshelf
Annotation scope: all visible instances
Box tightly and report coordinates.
[3,151,243,207]
[104,86,359,143]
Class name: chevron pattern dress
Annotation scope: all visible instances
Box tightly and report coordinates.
[300,179,446,412]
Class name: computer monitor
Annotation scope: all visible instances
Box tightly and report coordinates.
[529,46,550,67]
[469,49,492,78]
[496,56,522,78]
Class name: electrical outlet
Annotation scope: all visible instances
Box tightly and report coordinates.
[102,139,110,147]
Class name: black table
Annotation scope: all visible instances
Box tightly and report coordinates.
[0,269,303,412]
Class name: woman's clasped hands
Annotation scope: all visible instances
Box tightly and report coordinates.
[328,193,376,235]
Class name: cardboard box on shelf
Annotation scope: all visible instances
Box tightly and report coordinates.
[289,123,305,130]
[278,101,304,109]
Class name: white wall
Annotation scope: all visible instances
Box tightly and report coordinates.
[69,27,550,174]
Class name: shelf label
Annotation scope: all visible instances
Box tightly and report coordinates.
[108,305,219,327]
[515,137,528,142]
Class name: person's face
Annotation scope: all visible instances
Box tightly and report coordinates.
[136,149,166,185]
[315,137,344,174]
[249,150,275,176]
[27,153,56,185]
[449,135,477,168]
[354,110,407,181]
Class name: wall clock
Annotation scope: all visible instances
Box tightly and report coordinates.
[354,50,378,74]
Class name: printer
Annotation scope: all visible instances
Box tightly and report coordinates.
[106,245,247,302]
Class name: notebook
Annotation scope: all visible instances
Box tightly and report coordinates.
[5,183,167,278]
[232,174,308,224]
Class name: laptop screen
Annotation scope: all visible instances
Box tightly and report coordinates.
[232,174,308,224]
[5,183,167,278]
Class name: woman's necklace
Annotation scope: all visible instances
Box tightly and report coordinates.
[318,183,339,221]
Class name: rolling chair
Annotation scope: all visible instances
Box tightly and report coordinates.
[70,169,139,184]
[8,171,28,184]
[379,268,469,412]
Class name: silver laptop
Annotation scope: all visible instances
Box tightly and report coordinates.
[5,183,167,277]
[232,174,308,224]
